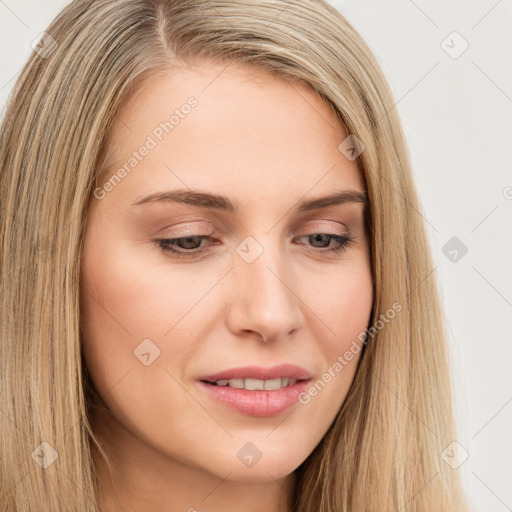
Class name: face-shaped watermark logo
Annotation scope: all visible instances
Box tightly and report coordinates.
[441,31,469,60]
[338,134,366,161]
[236,442,263,468]
[31,32,58,59]
[31,441,58,469]
[442,236,468,263]
[235,236,264,264]
[441,441,469,469]
[134,338,161,366]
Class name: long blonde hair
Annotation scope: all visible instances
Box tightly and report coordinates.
[0,1,468,510]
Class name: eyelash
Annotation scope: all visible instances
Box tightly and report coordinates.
[154,232,355,259]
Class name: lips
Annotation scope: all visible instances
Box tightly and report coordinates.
[198,363,312,383]
[197,378,311,416]
[196,364,313,416]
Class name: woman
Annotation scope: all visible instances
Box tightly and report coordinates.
[0,0,469,510]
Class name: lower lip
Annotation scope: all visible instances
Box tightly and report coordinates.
[196,379,310,417]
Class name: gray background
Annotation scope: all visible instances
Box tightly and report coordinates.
[1,1,511,510]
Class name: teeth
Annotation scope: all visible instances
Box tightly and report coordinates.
[244,378,264,390]
[228,378,244,389]
[211,377,298,390]
[264,378,282,390]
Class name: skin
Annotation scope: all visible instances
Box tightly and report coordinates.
[80,59,374,512]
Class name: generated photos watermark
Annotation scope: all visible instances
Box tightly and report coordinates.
[298,301,402,404]
[93,96,198,200]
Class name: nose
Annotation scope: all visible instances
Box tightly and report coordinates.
[224,238,305,344]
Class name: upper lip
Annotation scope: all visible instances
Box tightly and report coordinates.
[199,364,312,382]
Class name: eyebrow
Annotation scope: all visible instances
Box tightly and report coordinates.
[131,188,368,213]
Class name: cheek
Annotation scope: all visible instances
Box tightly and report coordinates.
[298,258,373,398]
[79,241,206,448]
[79,229,223,408]
[80,232,207,340]
[306,258,373,351]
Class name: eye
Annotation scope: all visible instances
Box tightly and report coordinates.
[155,235,214,258]
[293,233,354,255]
[154,232,355,258]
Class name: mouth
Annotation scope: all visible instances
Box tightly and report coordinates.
[198,363,312,384]
[200,376,306,390]
[196,364,312,417]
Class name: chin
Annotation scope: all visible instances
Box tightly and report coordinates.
[203,438,309,483]
[217,461,300,483]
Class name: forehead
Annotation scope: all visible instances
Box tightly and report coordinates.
[98,60,365,206]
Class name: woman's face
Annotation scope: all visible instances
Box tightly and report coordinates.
[80,60,373,489]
